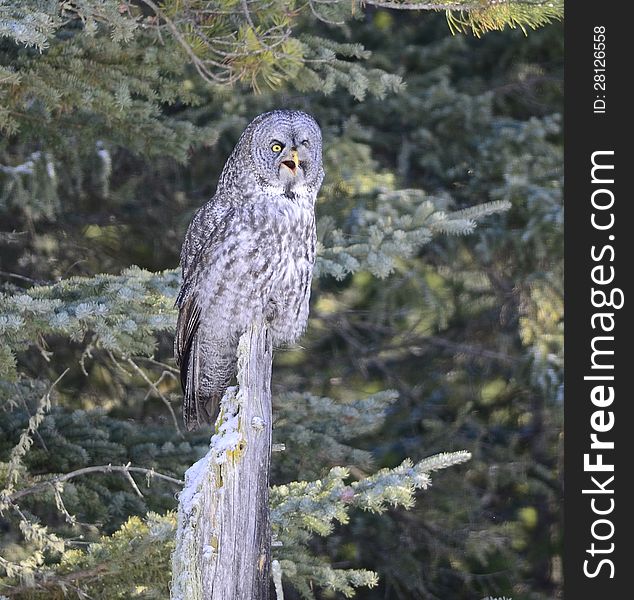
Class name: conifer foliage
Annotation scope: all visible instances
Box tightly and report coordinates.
[1,1,562,598]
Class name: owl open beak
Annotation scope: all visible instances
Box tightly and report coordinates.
[281,149,300,176]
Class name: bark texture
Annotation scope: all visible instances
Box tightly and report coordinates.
[171,324,272,600]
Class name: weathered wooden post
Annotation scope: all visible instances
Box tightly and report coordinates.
[171,323,273,600]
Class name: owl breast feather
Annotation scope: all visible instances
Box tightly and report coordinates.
[196,194,316,345]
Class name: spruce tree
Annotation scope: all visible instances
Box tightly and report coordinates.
[1,2,562,598]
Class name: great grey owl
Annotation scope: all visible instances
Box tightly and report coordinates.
[175,110,324,431]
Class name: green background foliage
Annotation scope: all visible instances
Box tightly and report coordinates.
[1,1,562,598]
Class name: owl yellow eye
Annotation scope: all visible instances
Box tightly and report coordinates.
[271,142,283,153]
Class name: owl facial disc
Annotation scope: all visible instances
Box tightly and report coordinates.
[216,109,323,194]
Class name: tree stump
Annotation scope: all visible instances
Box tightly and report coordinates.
[171,323,273,600]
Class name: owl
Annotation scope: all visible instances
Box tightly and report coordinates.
[175,110,324,431]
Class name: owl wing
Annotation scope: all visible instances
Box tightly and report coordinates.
[175,201,235,430]
[175,204,211,366]
[175,200,234,332]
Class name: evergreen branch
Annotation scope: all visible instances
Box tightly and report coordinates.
[306,0,346,25]
[121,462,144,498]
[350,452,471,512]
[272,452,471,536]
[132,356,180,374]
[0,3,57,50]
[0,271,43,285]
[361,0,559,11]
[139,0,236,84]
[361,1,466,9]
[315,193,510,280]
[278,556,379,598]
[52,483,76,526]
[0,564,110,599]
[0,503,66,582]
[5,465,184,504]
[448,200,512,221]
[359,0,563,37]
[416,451,472,473]
[125,357,184,438]
[0,512,176,595]
[0,370,68,508]
[445,0,563,36]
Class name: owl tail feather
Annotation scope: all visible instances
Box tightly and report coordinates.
[181,333,238,431]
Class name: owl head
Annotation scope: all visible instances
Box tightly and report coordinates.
[219,110,324,196]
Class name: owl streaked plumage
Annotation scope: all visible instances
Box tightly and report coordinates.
[175,110,324,431]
